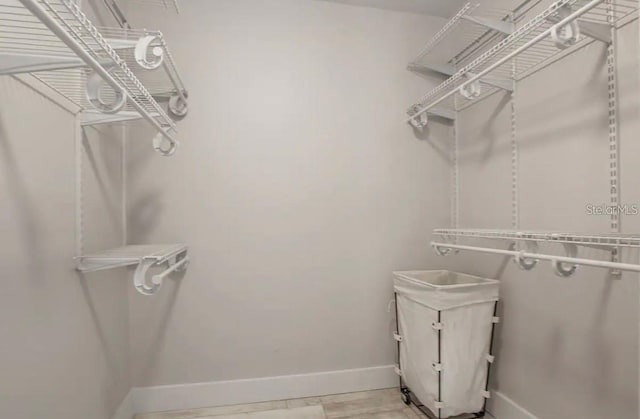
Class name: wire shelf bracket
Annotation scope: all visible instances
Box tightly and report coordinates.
[80,110,161,125]
[429,107,456,121]
[408,63,514,93]
[460,13,514,35]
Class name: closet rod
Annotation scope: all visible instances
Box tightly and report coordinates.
[431,241,640,273]
[18,0,177,151]
[407,0,602,123]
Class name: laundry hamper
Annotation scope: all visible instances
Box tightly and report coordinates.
[393,270,499,419]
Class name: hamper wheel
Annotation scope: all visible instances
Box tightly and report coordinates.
[401,388,411,405]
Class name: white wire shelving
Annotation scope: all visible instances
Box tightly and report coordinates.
[97,26,188,117]
[431,228,640,275]
[406,0,638,127]
[0,0,186,155]
[77,243,187,271]
[407,2,515,122]
[0,0,191,295]
[77,244,189,295]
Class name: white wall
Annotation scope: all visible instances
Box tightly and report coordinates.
[123,0,452,388]
[451,21,639,419]
[0,77,130,419]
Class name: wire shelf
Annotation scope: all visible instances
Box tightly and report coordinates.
[407,3,516,120]
[409,3,513,71]
[77,243,189,295]
[407,0,638,125]
[0,0,182,154]
[434,228,640,248]
[77,243,187,272]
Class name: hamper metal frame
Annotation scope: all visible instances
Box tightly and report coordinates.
[394,294,499,419]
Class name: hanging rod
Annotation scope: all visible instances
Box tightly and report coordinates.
[431,241,640,273]
[14,0,180,155]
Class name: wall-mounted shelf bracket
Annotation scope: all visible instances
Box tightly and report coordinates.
[80,110,162,126]
[408,63,514,93]
[407,105,455,129]
[480,75,514,92]
[460,15,514,35]
[407,62,455,76]
[428,107,456,121]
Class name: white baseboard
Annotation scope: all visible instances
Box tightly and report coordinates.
[111,390,135,419]
[131,365,397,414]
[112,369,538,419]
[487,390,538,419]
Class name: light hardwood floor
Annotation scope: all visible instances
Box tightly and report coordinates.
[135,388,429,419]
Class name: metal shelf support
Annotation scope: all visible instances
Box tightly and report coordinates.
[460,14,514,35]
[408,63,514,93]
[429,107,456,121]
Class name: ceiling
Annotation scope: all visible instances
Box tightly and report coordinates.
[318,0,469,18]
